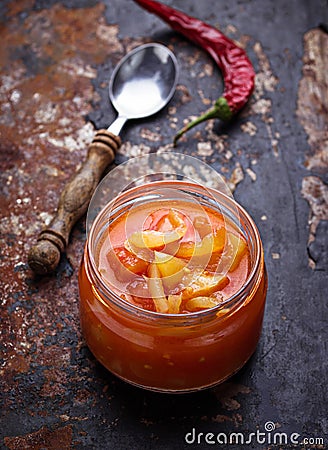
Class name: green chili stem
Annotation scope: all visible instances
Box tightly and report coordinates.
[174,97,233,146]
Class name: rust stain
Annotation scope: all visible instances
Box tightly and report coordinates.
[6,0,36,17]
[0,1,127,417]
[240,121,257,136]
[227,162,244,193]
[302,177,328,225]
[4,425,73,450]
[211,414,234,423]
[175,84,192,105]
[301,176,328,269]
[139,128,162,142]
[297,28,328,269]
[213,382,251,411]
[38,344,71,367]
[119,141,152,159]
[296,28,328,173]
[40,368,69,398]
[250,41,280,158]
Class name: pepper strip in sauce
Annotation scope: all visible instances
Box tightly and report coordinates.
[133,0,255,144]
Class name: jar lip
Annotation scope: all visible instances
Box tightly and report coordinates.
[87,180,262,322]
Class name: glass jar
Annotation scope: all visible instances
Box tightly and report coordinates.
[79,161,267,393]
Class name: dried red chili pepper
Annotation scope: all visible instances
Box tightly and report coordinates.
[133,0,255,145]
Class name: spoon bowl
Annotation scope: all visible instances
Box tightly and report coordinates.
[108,43,178,135]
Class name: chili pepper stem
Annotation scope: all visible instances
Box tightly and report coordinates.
[174,97,233,146]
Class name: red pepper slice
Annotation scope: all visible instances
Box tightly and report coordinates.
[133,0,255,144]
[110,246,149,276]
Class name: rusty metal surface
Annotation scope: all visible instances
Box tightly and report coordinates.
[1,0,327,448]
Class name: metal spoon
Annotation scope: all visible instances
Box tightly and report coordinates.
[28,43,179,275]
[108,42,178,135]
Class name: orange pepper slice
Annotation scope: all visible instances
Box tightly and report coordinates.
[103,246,149,282]
[112,246,149,275]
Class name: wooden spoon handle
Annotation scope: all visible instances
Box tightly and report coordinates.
[28,129,121,275]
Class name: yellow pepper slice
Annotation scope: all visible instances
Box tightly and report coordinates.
[154,251,189,292]
[185,296,221,312]
[167,293,182,314]
[227,232,247,271]
[127,209,187,250]
[176,227,226,259]
[146,263,169,313]
[154,251,186,277]
[182,270,228,299]
[192,215,212,239]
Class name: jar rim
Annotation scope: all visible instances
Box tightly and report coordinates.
[86,180,263,323]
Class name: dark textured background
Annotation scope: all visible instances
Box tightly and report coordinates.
[1,0,327,448]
